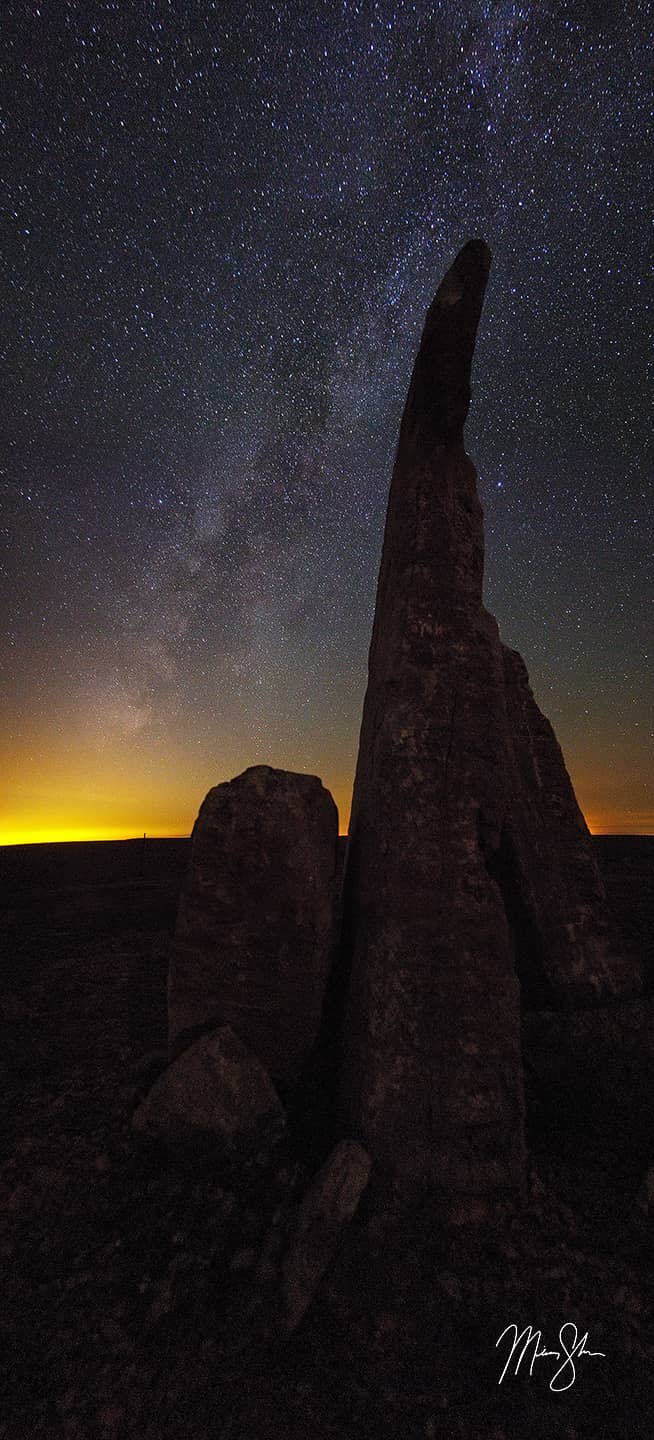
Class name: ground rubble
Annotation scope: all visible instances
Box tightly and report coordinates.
[1,854,653,1438]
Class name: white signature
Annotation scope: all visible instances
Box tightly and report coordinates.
[496,1323,606,1391]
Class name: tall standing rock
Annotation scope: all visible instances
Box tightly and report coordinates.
[340,240,631,1216]
[168,766,339,1087]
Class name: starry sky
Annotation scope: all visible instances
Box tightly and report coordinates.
[2,0,652,843]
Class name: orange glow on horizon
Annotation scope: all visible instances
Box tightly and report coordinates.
[585,812,654,837]
[1,815,352,846]
[3,806,652,847]
[1,824,192,846]
[0,753,354,847]
[1,730,650,846]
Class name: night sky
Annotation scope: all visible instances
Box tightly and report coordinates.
[2,0,652,843]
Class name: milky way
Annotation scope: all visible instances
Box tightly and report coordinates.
[2,0,652,839]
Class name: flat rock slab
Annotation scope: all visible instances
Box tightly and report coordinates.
[132,1025,286,1165]
[281,1138,371,1331]
[168,766,339,1085]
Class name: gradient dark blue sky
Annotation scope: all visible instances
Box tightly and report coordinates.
[2,0,652,840]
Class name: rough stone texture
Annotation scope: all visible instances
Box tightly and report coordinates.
[168,766,339,1083]
[132,1025,286,1162]
[281,1139,371,1331]
[339,239,633,1213]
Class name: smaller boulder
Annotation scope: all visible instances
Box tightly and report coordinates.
[168,765,339,1084]
[281,1138,371,1331]
[132,1026,286,1168]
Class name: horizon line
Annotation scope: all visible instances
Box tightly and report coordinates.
[1,829,651,849]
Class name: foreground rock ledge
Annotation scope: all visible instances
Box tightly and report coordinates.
[339,238,634,1215]
[132,1025,286,1165]
[168,765,339,1085]
[281,1138,371,1331]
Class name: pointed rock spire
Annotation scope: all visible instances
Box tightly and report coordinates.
[401,236,491,448]
[339,241,633,1219]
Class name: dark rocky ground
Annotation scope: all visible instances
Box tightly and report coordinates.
[1,836,652,1439]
